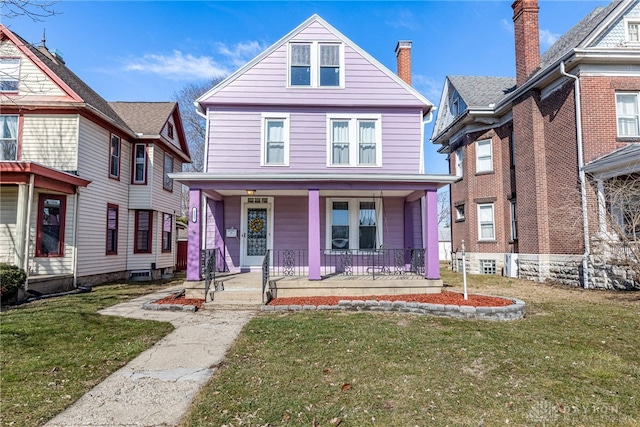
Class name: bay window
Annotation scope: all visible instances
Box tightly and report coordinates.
[133,143,146,184]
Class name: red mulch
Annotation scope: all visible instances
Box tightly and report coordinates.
[268,291,513,307]
[152,293,204,310]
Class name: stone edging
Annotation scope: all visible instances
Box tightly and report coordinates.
[261,297,526,321]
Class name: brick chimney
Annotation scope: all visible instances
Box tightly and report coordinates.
[395,41,412,85]
[512,0,540,86]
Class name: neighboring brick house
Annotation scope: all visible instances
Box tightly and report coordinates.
[431,0,640,289]
[0,25,191,296]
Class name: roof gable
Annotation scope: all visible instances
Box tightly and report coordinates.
[197,15,433,111]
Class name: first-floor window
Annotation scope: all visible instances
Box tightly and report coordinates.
[327,198,381,250]
[510,201,518,241]
[135,210,153,253]
[106,204,118,255]
[36,194,66,257]
[162,213,172,252]
[0,115,18,161]
[478,203,495,241]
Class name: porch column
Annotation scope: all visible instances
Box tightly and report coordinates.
[308,189,321,280]
[424,189,440,279]
[404,200,415,269]
[187,189,203,281]
[14,183,29,268]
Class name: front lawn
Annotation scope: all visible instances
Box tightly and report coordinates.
[1,280,176,427]
[181,269,640,426]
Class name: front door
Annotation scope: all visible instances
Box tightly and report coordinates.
[241,198,273,267]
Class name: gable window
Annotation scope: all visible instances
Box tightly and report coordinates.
[133,143,146,184]
[327,115,381,167]
[510,201,518,241]
[106,204,118,255]
[625,19,640,43]
[455,204,465,221]
[261,115,290,166]
[134,210,153,253]
[476,139,493,173]
[616,93,639,137]
[163,152,173,191]
[0,115,18,161]
[478,203,495,241]
[167,123,174,139]
[36,194,66,257]
[289,42,343,88]
[109,134,120,179]
[290,43,311,86]
[0,58,20,92]
[162,213,172,253]
[454,148,463,177]
[326,198,382,250]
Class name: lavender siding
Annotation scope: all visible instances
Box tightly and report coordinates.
[273,197,309,250]
[206,107,422,174]
[200,22,424,108]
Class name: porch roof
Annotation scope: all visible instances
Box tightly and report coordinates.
[170,172,457,195]
[0,161,91,194]
[583,144,640,179]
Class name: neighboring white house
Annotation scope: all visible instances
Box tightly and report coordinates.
[0,25,191,296]
[439,227,451,261]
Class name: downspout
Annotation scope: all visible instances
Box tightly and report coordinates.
[560,61,590,289]
[420,108,436,174]
[195,106,209,173]
[72,187,80,288]
[23,174,35,292]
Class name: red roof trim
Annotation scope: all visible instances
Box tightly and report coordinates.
[0,162,91,192]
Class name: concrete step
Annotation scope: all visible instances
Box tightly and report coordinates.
[209,289,264,305]
[202,302,262,311]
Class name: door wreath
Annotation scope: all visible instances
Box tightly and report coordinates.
[250,217,264,233]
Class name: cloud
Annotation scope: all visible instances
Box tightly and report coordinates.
[121,40,267,81]
[501,18,513,33]
[385,9,421,31]
[412,74,443,104]
[539,29,560,48]
[123,51,230,80]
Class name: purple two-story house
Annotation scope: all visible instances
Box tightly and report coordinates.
[172,15,455,301]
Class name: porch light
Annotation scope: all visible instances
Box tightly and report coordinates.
[246,189,256,195]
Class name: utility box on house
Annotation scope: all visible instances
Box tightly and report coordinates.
[504,253,519,278]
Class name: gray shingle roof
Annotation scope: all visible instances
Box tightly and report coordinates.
[108,102,177,136]
[11,32,133,133]
[584,144,640,174]
[447,76,516,108]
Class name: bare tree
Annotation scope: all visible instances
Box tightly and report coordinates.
[1,0,59,21]
[438,188,451,227]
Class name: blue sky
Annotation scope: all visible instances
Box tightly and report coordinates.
[3,0,610,174]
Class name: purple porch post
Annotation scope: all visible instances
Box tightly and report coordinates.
[308,189,321,280]
[187,189,202,281]
[424,189,440,279]
[404,200,414,269]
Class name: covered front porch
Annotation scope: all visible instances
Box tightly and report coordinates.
[171,172,456,301]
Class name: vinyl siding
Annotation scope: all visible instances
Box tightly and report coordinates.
[0,186,18,264]
[152,145,182,213]
[126,210,155,271]
[154,211,175,269]
[21,115,78,170]
[129,145,153,209]
[76,116,130,276]
[0,40,66,97]
[161,115,181,149]
[201,22,424,108]
[207,108,422,173]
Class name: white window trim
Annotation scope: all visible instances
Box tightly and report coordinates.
[475,139,493,173]
[455,205,465,221]
[287,41,345,89]
[477,203,495,241]
[510,201,517,241]
[454,148,463,177]
[325,198,383,252]
[624,18,640,44]
[615,92,640,137]
[133,143,146,184]
[325,114,382,167]
[260,113,290,166]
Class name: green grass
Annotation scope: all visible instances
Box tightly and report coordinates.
[181,269,640,427]
[1,280,177,427]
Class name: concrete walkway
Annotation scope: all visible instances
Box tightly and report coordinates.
[45,286,256,427]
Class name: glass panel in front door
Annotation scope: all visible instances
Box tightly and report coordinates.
[247,208,267,256]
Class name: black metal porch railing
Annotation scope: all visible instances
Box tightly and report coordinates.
[200,248,217,299]
[262,249,270,304]
[266,248,426,279]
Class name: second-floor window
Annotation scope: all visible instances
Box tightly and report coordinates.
[454,148,463,177]
[0,58,20,92]
[476,139,493,173]
[616,92,639,137]
[0,115,18,161]
[163,152,174,191]
[133,143,146,184]
[327,115,381,167]
[109,134,120,179]
[289,42,342,88]
[261,115,290,166]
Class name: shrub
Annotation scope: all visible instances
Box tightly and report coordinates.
[0,263,26,302]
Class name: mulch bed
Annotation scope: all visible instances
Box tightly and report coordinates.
[152,293,204,310]
[268,291,513,307]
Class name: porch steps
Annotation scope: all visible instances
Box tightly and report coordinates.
[186,272,265,308]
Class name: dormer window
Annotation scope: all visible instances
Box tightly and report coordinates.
[289,42,343,88]
[626,19,640,43]
[167,123,174,139]
[0,58,20,92]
